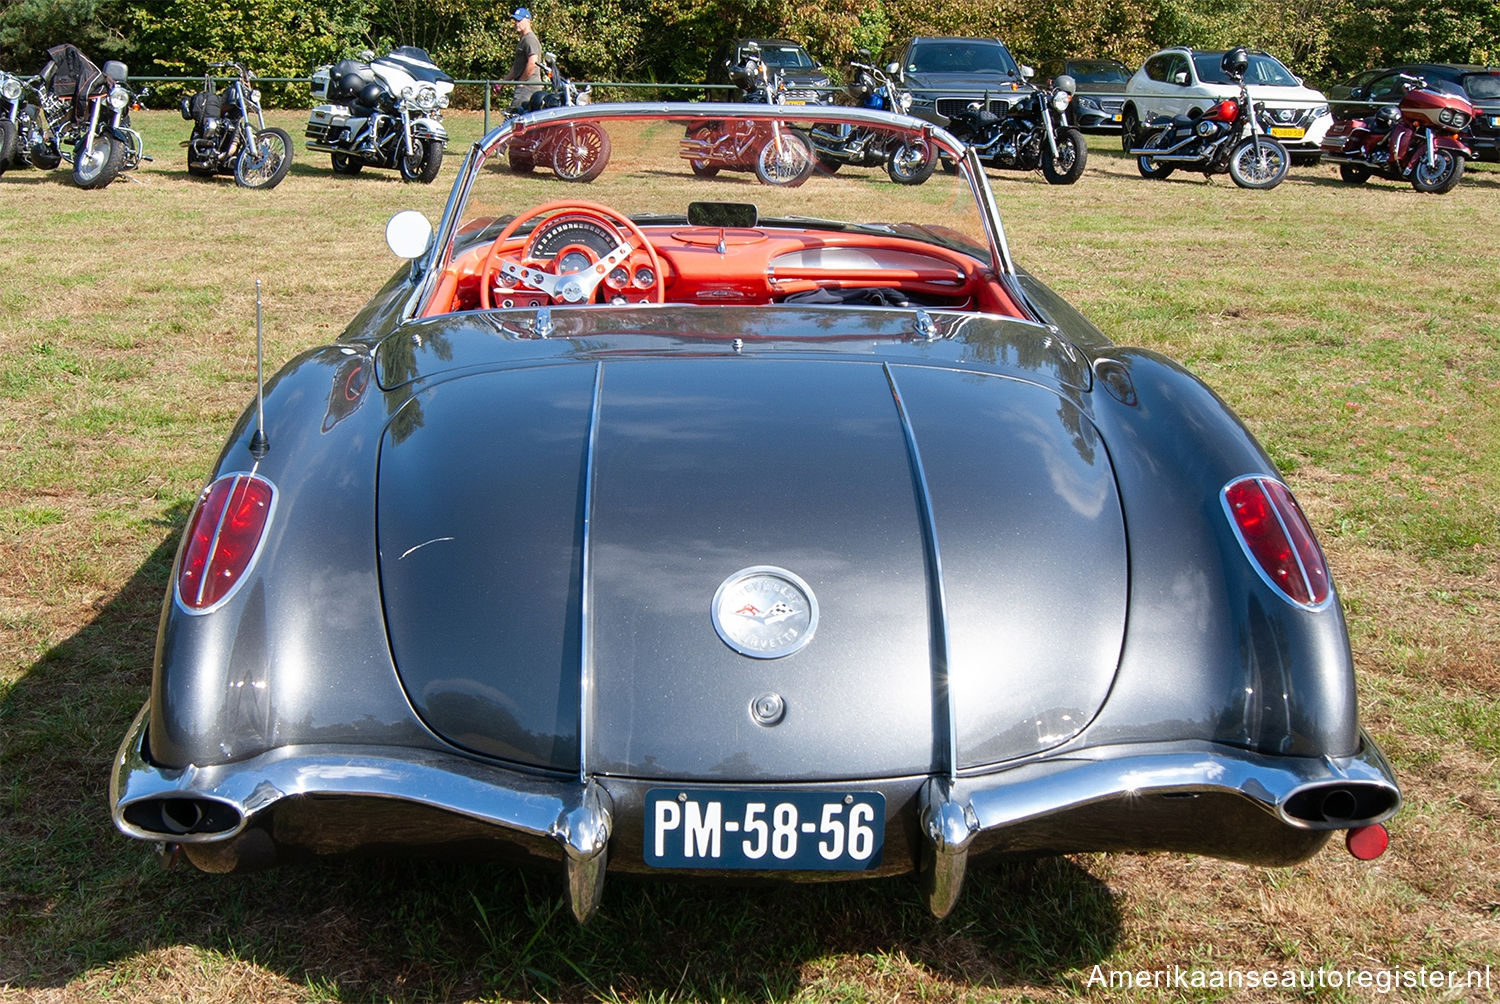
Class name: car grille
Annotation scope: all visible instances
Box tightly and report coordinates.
[1263,105,1317,129]
[935,96,1018,120]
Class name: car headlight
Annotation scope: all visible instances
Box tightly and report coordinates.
[1312,104,1330,119]
[1,74,20,102]
[108,84,129,111]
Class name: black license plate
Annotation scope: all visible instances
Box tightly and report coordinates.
[645,789,884,870]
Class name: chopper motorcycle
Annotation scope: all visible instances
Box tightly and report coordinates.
[1319,73,1473,194]
[1130,48,1289,190]
[306,46,452,183]
[0,68,44,172]
[941,69,1087,184]
[679,41,815,187]
[503,52,610,182]
[181,62,292,189]
[6,44,149,188]
[807,51,936,184]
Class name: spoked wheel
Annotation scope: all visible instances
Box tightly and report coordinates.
[550,123,611,182]
[753,126,814,187]
[399,138,444,184]
[1410,149,1463,194]
[234,127,292,189]
[886,136,937,185]
[72,134,124,189]
[1227,137,1290,190]
[1136,130,1174,180]
[1041,126,1088,184]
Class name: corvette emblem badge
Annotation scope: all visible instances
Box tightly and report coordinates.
[711,566,819,659]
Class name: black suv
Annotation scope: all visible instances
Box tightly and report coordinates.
[896,36,1035,125]
[707,38,831,105]
[1326,63,1500,161]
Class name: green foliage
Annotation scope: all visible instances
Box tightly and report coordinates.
[0,0,132,70]
[10,0,1500,101]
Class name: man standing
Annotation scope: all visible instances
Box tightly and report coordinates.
[500,8,543,112]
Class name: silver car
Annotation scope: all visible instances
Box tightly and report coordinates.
[1122,47,1332,160]
[110,102,1400,923]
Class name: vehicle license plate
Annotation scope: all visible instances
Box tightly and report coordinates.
[1269,126,1305,139]
[645,789,884,870]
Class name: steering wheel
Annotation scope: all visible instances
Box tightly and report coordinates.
[479,200,665,308]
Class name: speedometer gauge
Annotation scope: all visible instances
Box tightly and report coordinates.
[527,214,621,261]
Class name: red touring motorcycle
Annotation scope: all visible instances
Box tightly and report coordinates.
[504,53,610,182]
[1320,73,1474,193]
[679,41,815,187]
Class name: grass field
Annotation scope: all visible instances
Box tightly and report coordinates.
[1,110,1497,1003]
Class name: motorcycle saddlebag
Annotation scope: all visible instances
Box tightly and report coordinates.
[183,91,223,125]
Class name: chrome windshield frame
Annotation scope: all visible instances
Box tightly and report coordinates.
[409,102,1015,318]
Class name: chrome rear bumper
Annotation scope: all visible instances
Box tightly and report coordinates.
[111,702,1399,922]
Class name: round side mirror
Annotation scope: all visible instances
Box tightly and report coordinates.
[386,210,433,260]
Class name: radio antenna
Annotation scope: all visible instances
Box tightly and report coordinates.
[249,280,269,459]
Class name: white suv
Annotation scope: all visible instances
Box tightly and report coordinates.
[1121,47,1331,162]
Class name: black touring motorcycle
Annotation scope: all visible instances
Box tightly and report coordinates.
[941,70,1087,184]
[1,44,148,188]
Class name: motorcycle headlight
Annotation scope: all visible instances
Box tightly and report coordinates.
[897,91,912,113]
[576,89,592,106]
[1051,90,1072,113]
[108,85,129,111]
[1,75,20,102]
[401,85,414,101]
[250,88,262,107]
[415,84,438,111]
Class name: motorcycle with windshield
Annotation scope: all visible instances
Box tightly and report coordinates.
[1319,72,1473,194]
[808,51,936,184]
[306,46,452,183]
[5,44,149,188]
[940,68,1087,184]
[181,62,292,189]
[1130,47,1289,190]
[503,52,610,182]
[679,41,815,187]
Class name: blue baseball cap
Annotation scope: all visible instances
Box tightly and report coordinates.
[512,7,531,19]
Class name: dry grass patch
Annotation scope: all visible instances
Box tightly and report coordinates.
[1,115,1497,1002]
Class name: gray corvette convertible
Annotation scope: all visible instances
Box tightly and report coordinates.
[111,103,1400,922]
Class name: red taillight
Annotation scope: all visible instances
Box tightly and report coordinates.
[1223,476,1331,607]
[176,474,276,611]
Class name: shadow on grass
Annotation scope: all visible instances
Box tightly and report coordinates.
[0,535,1120,1001]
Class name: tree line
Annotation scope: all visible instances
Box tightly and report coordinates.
[3,0,1497,104]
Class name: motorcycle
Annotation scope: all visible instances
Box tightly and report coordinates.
[1130,48,1289,190]
[941,69,1087,184]
[5,44,149,188]
[0,68,40,173]
[307,46,452,183]
[807,52,937,185]
[1320,73,1473,194]
[503,52,610,182]
[181,62,292,189]
[679,41,815,187]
